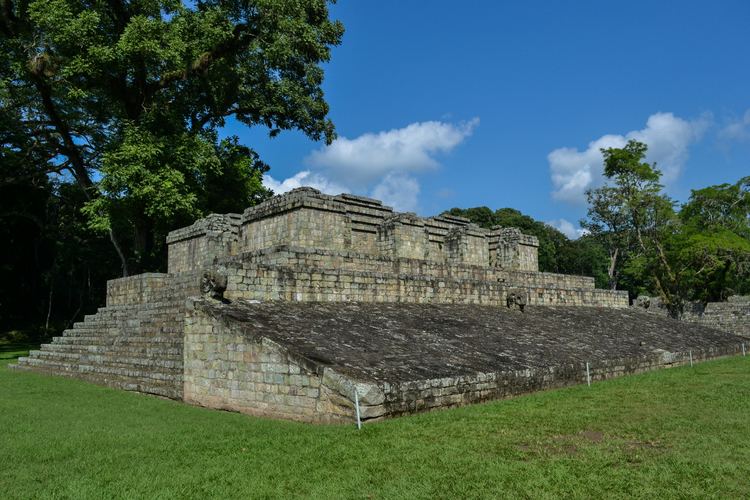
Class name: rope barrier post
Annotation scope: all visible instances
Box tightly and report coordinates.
[585,362,591,387]
[354,387,362,430]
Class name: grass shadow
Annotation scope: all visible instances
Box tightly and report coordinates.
[0,342,38,360]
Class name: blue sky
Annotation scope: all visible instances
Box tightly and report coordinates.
[224,0,750,238]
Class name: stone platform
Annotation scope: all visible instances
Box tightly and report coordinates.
[12,188,749,423]
[183,300,746,422]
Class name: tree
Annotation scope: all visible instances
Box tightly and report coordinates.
[680,176,750,237]
[580,186,630,289]
[1,0,343,275]
[673,177,750,301]
[581,141,750,313]
[582,140,682,311]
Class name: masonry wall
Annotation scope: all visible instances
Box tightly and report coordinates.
[381,346,742,416]
[640,295,750,337]
[699,297,750,336]
[106,274,172,306]
[183,306,385,423]
[167,214,241,274]
[240,207,351,254]
[215,248,629,308]
[167,188,544,272]
[106,272,201,306]
[162,188,633,308]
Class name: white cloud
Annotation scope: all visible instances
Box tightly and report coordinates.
[264,119,479,212]
[549,112,710,204]
[306,118,479,187]
[262,170,346,195]
[547,218,588,240]
[719,109,750,142]
[370,173,420,212]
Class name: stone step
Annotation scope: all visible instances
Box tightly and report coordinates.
[65,323,183,335]
[85,307,182,321]
[11,361,181,399]
[37,346,182,363]
[28,350,183,370]
[53,335,182,346]
[16,357,182,384]
[41,343,182,357]
[75,313,182,327]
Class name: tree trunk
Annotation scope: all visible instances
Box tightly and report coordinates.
[45,285,53,332]
[109,228,129,277]
[608,247,619,290]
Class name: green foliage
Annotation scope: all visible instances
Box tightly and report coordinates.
[1,0,343,274]
[680,176,750,236]
[443,206,611,287]
[3,355,750,497]
[582,140,750,309]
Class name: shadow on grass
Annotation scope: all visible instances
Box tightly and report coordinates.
[0,342,38,360]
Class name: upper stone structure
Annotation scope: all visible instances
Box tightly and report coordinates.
[165,187,626,308]
[167,187,539,273]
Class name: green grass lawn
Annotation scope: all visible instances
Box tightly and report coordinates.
[1,345,749,499]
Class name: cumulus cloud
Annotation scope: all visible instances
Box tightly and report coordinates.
[547,218,588,240]
[262,170,346,195]
[549,112,710,204]
[719,109,750,142]
[306,118,479,187]
[263,119,479,212]
[370,173,421,212]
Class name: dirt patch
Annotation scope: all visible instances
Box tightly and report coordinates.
[518,429,606,456]
[581,430,604,442]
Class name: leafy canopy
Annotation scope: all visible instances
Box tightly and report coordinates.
[1,0,344,274]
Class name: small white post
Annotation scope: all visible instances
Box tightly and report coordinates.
[354,388,362,430]
[689,350,693,367]
[742,343,746,357]
[585,362,591,387]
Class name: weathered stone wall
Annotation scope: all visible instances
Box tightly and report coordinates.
[685,297,750,337]
[167,214,241,274]
[377,214,428,260]
[184,305,384,423]
[638,295,750,337]
[213,247,629,308]
[241,207,351,254]
[489,227,539,272]
[106,273,172,306]
[167,188,541,273]
[106,272,201,306]
[380,346,740,416]
[181,300,745,423]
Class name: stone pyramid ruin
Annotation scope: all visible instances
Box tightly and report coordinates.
[13,188,747,423]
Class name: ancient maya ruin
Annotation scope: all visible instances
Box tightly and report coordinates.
[12,188,749,423]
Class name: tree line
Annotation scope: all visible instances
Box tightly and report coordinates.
[448,140,750,317]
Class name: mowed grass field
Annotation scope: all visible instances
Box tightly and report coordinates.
[1,342,749,499]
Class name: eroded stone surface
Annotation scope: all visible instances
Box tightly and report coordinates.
[198,300,744,383]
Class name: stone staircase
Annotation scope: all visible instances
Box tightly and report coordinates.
[12,299,185,399]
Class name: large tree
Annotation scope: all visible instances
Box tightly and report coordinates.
[674,176,750,301]
[583,140,680,307]
[582,140,750,313]
[1,0,343,275]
